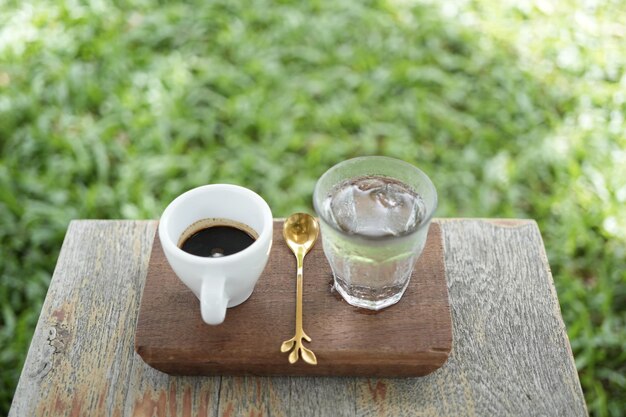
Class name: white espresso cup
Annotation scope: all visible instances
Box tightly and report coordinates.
[158,184,273,325]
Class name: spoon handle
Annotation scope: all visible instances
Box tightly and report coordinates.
[280,248,317,365]
[295,249,304,334]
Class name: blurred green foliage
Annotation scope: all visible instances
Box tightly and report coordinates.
[1,0,624,415]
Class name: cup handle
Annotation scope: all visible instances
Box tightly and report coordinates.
[200,276,229,325]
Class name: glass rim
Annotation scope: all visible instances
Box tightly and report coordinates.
[312,156,438,241]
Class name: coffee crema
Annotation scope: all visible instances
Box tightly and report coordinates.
[178,218,258,258]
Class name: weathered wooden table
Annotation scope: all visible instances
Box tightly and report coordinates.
[10,219,587,416]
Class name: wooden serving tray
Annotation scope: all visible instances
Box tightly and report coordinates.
[135,220,452,377]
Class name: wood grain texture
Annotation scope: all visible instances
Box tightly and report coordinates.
[355,220,587,416]
[9,221,156,417]
[122,363,220,417]
[135,221,452,377]
[217,376,289,417]
[10,219,587,417]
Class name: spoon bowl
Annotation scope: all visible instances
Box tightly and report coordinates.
[283,213,319,255]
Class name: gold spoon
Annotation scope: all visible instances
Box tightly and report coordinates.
[280,213,319,365]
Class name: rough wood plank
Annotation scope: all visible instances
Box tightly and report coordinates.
[9,221,156,417]
[135,221,451,377]
[122,322,221,416]
[355,220,587,416]
[217,376,290,417]
[11,219,587,417]
[288,377,356,417]
[123,370,219,417]
[215,376,356,417]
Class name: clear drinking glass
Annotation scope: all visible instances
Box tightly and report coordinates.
[313,156,437,310]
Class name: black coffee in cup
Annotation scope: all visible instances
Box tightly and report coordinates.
[178,218,257,258]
